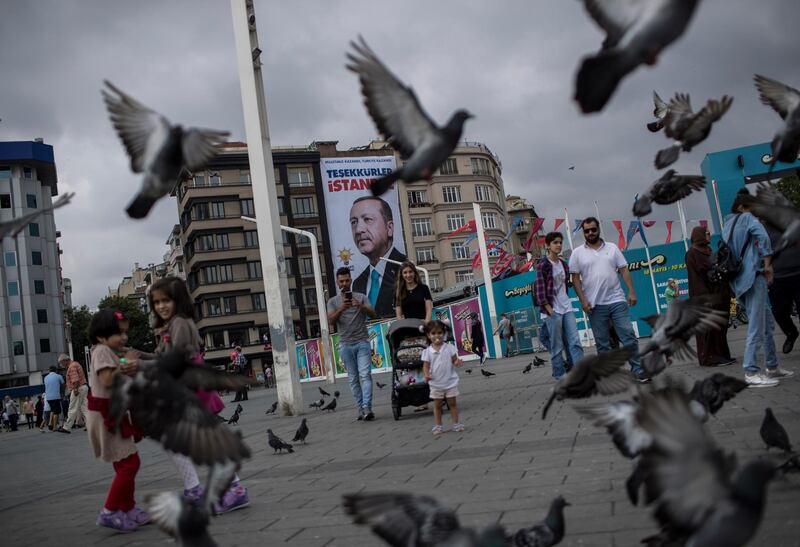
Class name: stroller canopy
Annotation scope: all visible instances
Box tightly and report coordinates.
[386,319,426,347]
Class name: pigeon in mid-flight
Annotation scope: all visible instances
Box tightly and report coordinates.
[632,170,706,217]
[754,74,800,166]
[0,193,75,240]
[574,0,702,114]
[102,80,229,219]
[346,36,473,197]
[654,92,733,168]
[647,91,670,132]
[749,183,800,255]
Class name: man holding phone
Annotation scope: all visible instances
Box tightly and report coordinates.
[327,267,378,421]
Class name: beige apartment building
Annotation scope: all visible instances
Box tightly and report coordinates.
[506,195,544,259]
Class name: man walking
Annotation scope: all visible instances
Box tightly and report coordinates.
[60,354,88,433]
[493,313,513,358]
[766,224,800,354]
[230,346,249,402]
[43,365,64,431]
[569,217,648,382]
[328,267,378,421]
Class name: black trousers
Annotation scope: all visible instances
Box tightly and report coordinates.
[768,274,800,338]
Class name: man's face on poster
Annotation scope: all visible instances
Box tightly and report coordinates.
[350,198,393,263]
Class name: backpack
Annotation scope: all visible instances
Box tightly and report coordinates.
[708,214,751,284]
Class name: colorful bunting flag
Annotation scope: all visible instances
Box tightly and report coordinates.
[445,219,476,239]
[553,218,565,231]
[612,220,625,249]
[642,220,656,228]
[522,217,546,251]
[572,219,583,234]
[665,220,673,244]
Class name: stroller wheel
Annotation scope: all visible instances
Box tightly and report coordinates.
[392,404,401,421]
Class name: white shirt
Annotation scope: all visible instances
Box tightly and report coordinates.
[569,241,627,306]
[421,343,460,391]
[542,258,574,318]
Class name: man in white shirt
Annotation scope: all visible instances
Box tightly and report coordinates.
[569,217,648,382]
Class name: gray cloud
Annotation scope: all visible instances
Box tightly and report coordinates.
[1,0,797,306]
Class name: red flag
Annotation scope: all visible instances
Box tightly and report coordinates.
[699,219,708,229]
[612,220,625,249]
[516,258,534,272]
[553,218,565,231]
[491,253,515,277]
[536,236,546,248]
[642,220,656,228]
[445,219,476,239]
[522,217,546,251]
[665,220,673,244]
[472,252,481,269]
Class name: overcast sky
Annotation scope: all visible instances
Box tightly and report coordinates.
[2,0,797,307]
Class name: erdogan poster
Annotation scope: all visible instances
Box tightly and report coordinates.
[321,156,407,319]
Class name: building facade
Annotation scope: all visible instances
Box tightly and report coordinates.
[505,195,544,259]
[0,141,67,383]
[109,261,169,313]
[164,224,186,280]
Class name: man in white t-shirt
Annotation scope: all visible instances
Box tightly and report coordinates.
[569,217,647,381]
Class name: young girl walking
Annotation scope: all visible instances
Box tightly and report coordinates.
[148,276,249,513]
[86,309,149,533]
[421,320,464,436]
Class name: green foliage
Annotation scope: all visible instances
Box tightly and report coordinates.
[97,295,155,353]
[64,305,92,365]
[775,174,800,208]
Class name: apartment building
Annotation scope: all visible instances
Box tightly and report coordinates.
[506,195,544,259]
[164,224,186,280]
[0,140,67,383]
[176,142,333,369]
[109,261,169,313]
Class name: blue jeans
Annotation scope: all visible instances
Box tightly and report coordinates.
[544,312,584,379]
[739,274,778,373]
[589,301,643,374]
[340,340,373,410]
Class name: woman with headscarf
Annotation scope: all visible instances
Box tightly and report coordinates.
[685,226,734,367]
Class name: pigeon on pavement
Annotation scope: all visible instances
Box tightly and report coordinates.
[346,36,473,197]
[0,192,75,240]
[309,398,325,409]
[760,408,792,453]
[654,93,733,168]
[321,397,338,412]
[235,403,243,414]
[647,91,670,132]
[748,183,800,255]
[465,368,473,375]
[542,348,632,419]
[102,80,229,219]
[147,460,237,547]
[507,495,570,547]
[267,429,294,454]
[265,401,278,415]
[376,381,387,389]
[522,363,533,374]
[574,0,702,113]
[292,418,309,444]
[319,387,331,397]
[632,170,706,217]
[534,356,548,366]
[226,409,240,426]
[481,369,496,378]
[754,74,800,166]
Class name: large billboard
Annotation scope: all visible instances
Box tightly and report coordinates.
[321,156,407,318]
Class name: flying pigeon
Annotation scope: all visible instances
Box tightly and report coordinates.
[235,403,243,414]
[226,409,240,426]
[102,80,229,219]
[108,351,250,466]
[321,397,337,412]
[319,387,331,397]
[542,347,632,419]
[639,296,727,377]
[481,369,496,378]
[345,36,473,197]
[147,460,237,547]
[753,74,800,166]
[568,166,576,170]
[309,398,325,409]
[267,429,294,454]
[0,193,75,240]
[292,418,309,444]
[376,381,387,389]
[632,170,706,217]
[265,401,278,415]
[636,386,776,547]
[688,373,747,417]
[574,0,702,113]
[647,91,670,132]
[760,407,792,453]
[522,363,532,374]
[749,182,800,255]
[654,93,733,168]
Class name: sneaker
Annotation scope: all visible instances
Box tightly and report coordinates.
[745,373,780,388]
[356,408,365,421]
[183,484,204,504]
[633,371,652,384]
[766,367,795,379]
[126,507,151,526]
[214,481,249,514]
[364,410,375,421]
[431,425,444,436]
[452,423,465,432]
[96,510,138,533]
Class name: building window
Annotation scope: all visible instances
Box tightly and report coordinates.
[13,341,24,355]
[446,213,466,232]
[429,275,440,290]
[215,233,230,250]
[247,261,262,279]
[288,167,314,186]
[408,190,428,206]
[207,298,222,316]
[451,242,469,260]
[455,270,474,283]
[40,338,51,353]
[471,157,491,176]
[289,289,298,308]
[219,264,233,282]
[240,199,255,217]
[296,225,318,247]
[410,217,432,237]
[209,173,221,186]
[228,328,249,346]
[23,167,33,179]
[277,197,285,215]
[32,251,42,265]
[10,311,22,326]
[274,167,281,183]
[193,175,206,186]
[251,292,266,310]
[0,194,10,208]
[299,257,314,276]
[442,186,461,203]
[29,222,40,236]
[304,288,317,305]
[223,296,237,315]
[284,258,295,276]
[292,197,316,218]
[197,234,214,251]
[416,247,436,263]
[37,309,48,323]
[34,280,45,294]
[194,202,209,220]
[203,266,219,284]
[209,331,225,348]
[482,212,498,229]
[239,170,251,183]
[0,166,11,179]
[5,251,17,266]
[440,157,458,175]
[7,281,19,296]
[475,185,494,202]
[210,202,225,219]
[26,194,37,208]
[244,230,258,248]
[282,230,290,245]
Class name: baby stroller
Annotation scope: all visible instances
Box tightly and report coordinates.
[386,319,430,421]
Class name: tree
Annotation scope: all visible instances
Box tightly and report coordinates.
[64,305,92,365]
[97,295,155,353]
[774,174,800,208]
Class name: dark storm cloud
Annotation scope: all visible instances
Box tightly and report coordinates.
[1,0,797,306]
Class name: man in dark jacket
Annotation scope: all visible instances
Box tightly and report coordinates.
[766,224,800,353]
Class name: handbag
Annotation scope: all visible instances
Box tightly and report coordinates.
[708,214,751,284]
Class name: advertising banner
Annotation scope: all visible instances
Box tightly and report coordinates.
[321,156,406,318]
[448,298,484,360]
